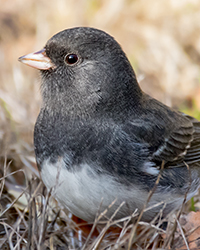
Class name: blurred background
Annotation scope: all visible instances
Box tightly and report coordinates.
[0,1,200,248]
[0,0,200,181]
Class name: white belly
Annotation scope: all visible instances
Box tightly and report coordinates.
[40,157,196,222]
[40,157,148,221]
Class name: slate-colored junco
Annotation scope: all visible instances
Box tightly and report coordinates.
[19,27,200,222]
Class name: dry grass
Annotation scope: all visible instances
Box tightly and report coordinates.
[0,159,199,249]
[0,0,200,249]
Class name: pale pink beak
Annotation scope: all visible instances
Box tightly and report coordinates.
[18,48,55,70]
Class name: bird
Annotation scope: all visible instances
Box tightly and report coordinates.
[18,27,200,222]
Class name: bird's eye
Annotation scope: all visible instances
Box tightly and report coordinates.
[65,54,79,65]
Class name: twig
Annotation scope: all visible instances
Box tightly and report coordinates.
[128,161,165,249]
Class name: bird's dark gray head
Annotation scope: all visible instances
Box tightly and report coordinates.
[19,27,142,119]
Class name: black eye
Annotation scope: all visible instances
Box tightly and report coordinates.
[65,54,79,65]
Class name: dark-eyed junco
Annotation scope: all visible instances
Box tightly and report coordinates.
[18,27,200,222]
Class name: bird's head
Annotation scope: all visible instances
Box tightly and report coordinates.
[19,27,142,118]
